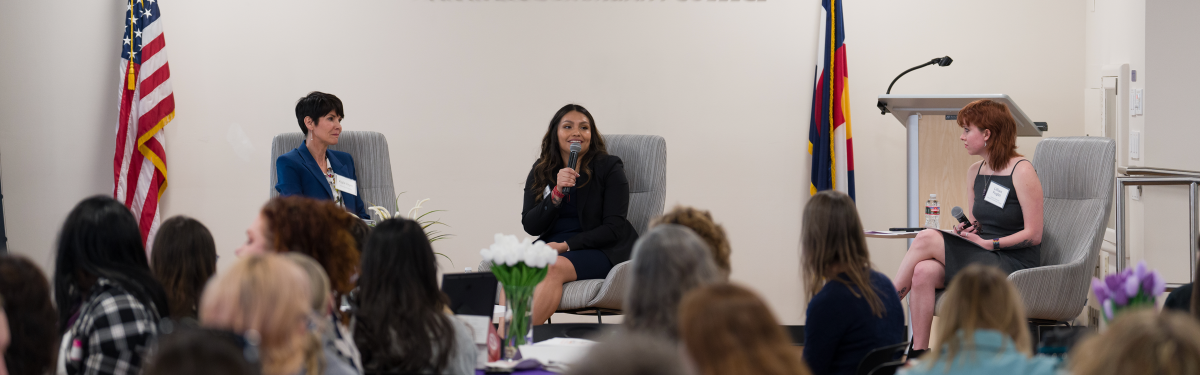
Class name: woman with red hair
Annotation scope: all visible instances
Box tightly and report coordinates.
[892,99,1045,355]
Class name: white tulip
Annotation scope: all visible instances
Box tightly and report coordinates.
[480,248,493,262]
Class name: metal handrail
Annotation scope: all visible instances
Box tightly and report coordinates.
[1114,170,1200,281]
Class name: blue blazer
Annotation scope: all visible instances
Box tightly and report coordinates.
[275,140,369,219]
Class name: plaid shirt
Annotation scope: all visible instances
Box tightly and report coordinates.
[60,279,161,375]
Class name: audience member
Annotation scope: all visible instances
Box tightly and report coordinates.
[201,254,312,375]
[236,196,360,312]
[1070,309,1200,375]
[143,326,258,375]
[679,283,811,375]
[564,332,689,375]
[150,215,218,320]
[353,218,476,375]
[53,196,170,375]
[900,264,1057,375]
[282,253,360,375]
[801,190,904,375]
[0,255,58,375]
[650,205,732,279]
[1163,237,1198,314]
[623,224,720,341]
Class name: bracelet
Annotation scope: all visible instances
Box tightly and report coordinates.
[551,186,565,200]
[993,238,1000,250]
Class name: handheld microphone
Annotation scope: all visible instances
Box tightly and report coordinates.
[951,206,972,230]
[562,142,581,194]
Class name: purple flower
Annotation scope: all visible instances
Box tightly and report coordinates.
[1143,271,1166,296]
[1092,278,1110,302]
[1108,274,1130,305]
[1134,261,1148,282]
[1124,273,1140,299]
[1103,299,1114,321]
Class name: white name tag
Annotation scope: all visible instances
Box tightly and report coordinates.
[543,185,552,199]
[334,173,358,196]
[984,181,1010,208]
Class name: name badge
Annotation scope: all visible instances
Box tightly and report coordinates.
[334,174,358,196]
[984,181,1010,208]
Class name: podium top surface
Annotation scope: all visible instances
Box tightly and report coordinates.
[877,94,1042,137]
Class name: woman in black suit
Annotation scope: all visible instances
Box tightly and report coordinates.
[523,104,639,325]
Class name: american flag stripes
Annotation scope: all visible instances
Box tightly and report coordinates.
[114,0,174,249]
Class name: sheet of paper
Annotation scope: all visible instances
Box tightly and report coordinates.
[455,315,491,345]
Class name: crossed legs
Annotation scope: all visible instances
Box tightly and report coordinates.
[532,256,577,325]
[894,229,947,350]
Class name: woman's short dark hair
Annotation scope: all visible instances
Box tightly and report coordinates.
[144,326,258,375]
[0,255,59,375]
[151,216,217,320]
[354,218,456,374]
[294,91,344,135]
[53,196,170,333]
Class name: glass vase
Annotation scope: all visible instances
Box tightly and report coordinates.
[502,283,536,360]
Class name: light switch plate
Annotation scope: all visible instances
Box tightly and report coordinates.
[1135,89,1144,115]
[1130,130,1141,159]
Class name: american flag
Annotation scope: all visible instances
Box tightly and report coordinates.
[114,0,174,250]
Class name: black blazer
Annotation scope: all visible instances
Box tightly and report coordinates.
[522,154,638,265]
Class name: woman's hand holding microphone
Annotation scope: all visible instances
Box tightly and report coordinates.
[552,167,579,205]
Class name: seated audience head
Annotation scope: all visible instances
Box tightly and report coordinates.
[144,326,258,375]
[624,224,720,340]
[354,218,458,374]
[565,332,689,375]
[679,283,811,375]
[801,190,885,317]
[925,264,1030,366]
[151,215,217,320]
[651,205,732,279]
[237,196,359,297]
[200,254,311,375]
[1070,309,1200,375]
[346,217,372,254]
[295,91,344,140]
[53,195,169,332]
[0,255,58,375]
[281,253,332,316]
[531,104,609,199]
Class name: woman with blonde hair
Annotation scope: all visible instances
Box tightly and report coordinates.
[801,190,904,375]
[901,264,1056,374]
[281,253,360,375]
[1069,309,1200,375]
[651,205,733,279]
[679,283,811,375]
[200,254,313,375]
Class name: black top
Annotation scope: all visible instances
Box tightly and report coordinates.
[971,161,1040,265]
[1165,283,1193,313]
[803,271,907,375]
[540,189,581,243]
[521,154,638,265]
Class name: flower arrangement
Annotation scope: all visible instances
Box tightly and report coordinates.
[1090,260,1166,322]
[480,234,558,359]
[367,193,452,243]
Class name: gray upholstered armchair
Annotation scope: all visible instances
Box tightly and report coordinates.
[1009,137,1115,323]
[269,131,398,219]
[483,134,667,323]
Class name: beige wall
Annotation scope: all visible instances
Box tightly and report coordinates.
[0,0,1086,324]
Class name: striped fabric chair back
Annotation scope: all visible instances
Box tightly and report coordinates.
[603,134,668,236]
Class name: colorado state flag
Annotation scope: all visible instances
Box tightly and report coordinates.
[809,0,855,201]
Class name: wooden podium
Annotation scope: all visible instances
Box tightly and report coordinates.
[877,94,1043,232]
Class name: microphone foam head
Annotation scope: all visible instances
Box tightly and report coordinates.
[569,142,582,153]
[951,206,965,219]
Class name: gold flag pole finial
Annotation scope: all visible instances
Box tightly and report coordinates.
[126,0,136,90]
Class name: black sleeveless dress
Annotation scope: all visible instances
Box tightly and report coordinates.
[940,160,1041,285]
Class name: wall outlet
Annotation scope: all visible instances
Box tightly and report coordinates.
[1130,130,1141,159]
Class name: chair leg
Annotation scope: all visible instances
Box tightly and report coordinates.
[597,310,603,324]
[548,316,552,325]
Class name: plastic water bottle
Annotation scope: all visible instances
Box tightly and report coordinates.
[925,194,940,229]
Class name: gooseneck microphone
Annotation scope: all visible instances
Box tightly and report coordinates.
[562,142,581,194]
[876,56,954,115]
[951,206,972,230]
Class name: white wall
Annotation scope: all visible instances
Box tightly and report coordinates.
[0,0,1086,324]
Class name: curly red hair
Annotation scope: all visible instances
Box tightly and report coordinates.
[957,99,1023,170]
[260,196,360,297]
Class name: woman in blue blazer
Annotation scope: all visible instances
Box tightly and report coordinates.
[275,92,368,219]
